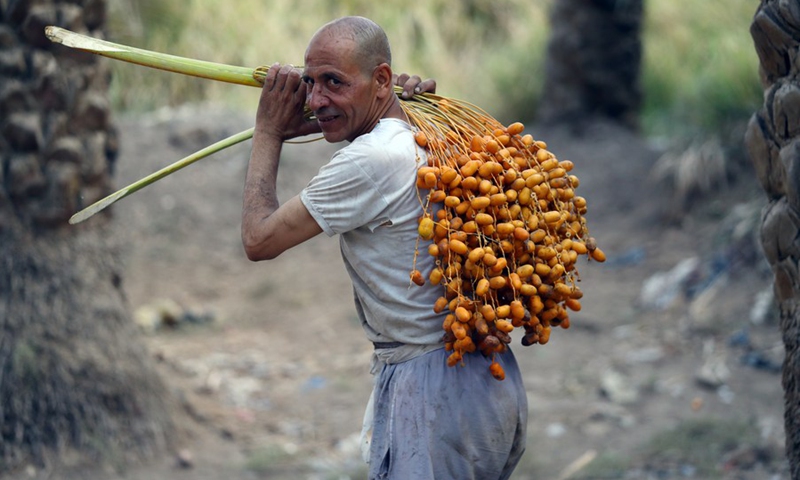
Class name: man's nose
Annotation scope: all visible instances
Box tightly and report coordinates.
[306,84,328,111]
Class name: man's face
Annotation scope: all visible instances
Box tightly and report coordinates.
[302,33,381,143]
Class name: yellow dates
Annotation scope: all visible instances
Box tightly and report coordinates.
[449,239,468,255]
[475,213,494,226]
[590,247,607,262]
[489,276,507,290]
[429,267,444,285]
[418,217,434,240]
[475,278,490,297]
[495,305,511,318]
[445,196,461,208]
[470,196,491,210]
[434,296,449,313]
[489,361,505,380]
[410,115,601,381]
[455,306,472,323]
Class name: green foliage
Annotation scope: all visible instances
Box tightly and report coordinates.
[570,418,763,479]
[11,340,40,383]
[642,0,762,137]
[243,444,294,474]
[106,0,552,115]
[106,0,762,138]
[639,417,760,477]
[572,452,629,479]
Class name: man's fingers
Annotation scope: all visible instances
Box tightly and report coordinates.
[274,64,296,91]
[394,73,410,86]
[394,73,436,99]
[264,62,281,91]
[402,74,421,98]
[265,64,305,96]
[415,78,437,95]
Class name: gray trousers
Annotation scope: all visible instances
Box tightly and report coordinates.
[368,347,528,480]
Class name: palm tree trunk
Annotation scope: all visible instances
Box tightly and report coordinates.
[0,0,174,471]
[538,0,643,131]
[747,1,800,476]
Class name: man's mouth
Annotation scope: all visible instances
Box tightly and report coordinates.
[316,113,340,125]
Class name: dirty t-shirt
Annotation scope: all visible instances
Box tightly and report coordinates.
[300,118,443,348]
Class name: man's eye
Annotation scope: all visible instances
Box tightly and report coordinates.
[327,78,342,87]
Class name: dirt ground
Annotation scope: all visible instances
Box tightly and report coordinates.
[28,105,791,479]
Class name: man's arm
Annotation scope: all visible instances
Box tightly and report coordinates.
[241,64,322,261]
[241,130,322,261]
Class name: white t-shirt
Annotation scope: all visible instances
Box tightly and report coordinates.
[300,118,444,347]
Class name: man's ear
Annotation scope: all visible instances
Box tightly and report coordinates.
[374,63,393,99]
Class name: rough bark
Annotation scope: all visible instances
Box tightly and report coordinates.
[0,0,174,472]
[538,0,643,132]
[747,1,800,476]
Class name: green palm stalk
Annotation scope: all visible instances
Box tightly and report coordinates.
[69,127,255,224]
[45,26,266,86]
[44,26,274,223]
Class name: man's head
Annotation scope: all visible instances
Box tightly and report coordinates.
[302,17,398,143]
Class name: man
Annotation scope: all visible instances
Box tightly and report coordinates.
[241,16,527,479]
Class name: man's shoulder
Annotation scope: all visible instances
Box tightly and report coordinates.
[357,119,412,146]
[342,119,415,159]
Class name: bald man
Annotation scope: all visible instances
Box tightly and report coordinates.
[241,16,527,479]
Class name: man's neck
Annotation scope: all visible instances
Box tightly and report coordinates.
[381,96,409,124]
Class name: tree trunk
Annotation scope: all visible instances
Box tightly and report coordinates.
[0,0,174,472]
[538,0,643,132]
[746,1,800,476]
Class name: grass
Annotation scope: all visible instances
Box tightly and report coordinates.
[639,417,761,477]
[571,452,629,479]
[105,1,763,141]
[641,1,763,139]
[244,443,368,479]
[243,444,295,474]
[572,417,763,479]
[106,0,552,119]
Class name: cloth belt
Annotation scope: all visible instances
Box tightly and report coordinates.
[372,341,405,349]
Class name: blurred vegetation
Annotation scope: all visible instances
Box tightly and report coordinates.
[642,1,763,139]
[106,0,762,139]
[575,418,765,479]
[637,417,762,478]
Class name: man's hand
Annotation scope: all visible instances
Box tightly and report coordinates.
[393,73,437,99]
[255,63,321,141]
[243,63,324,262]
